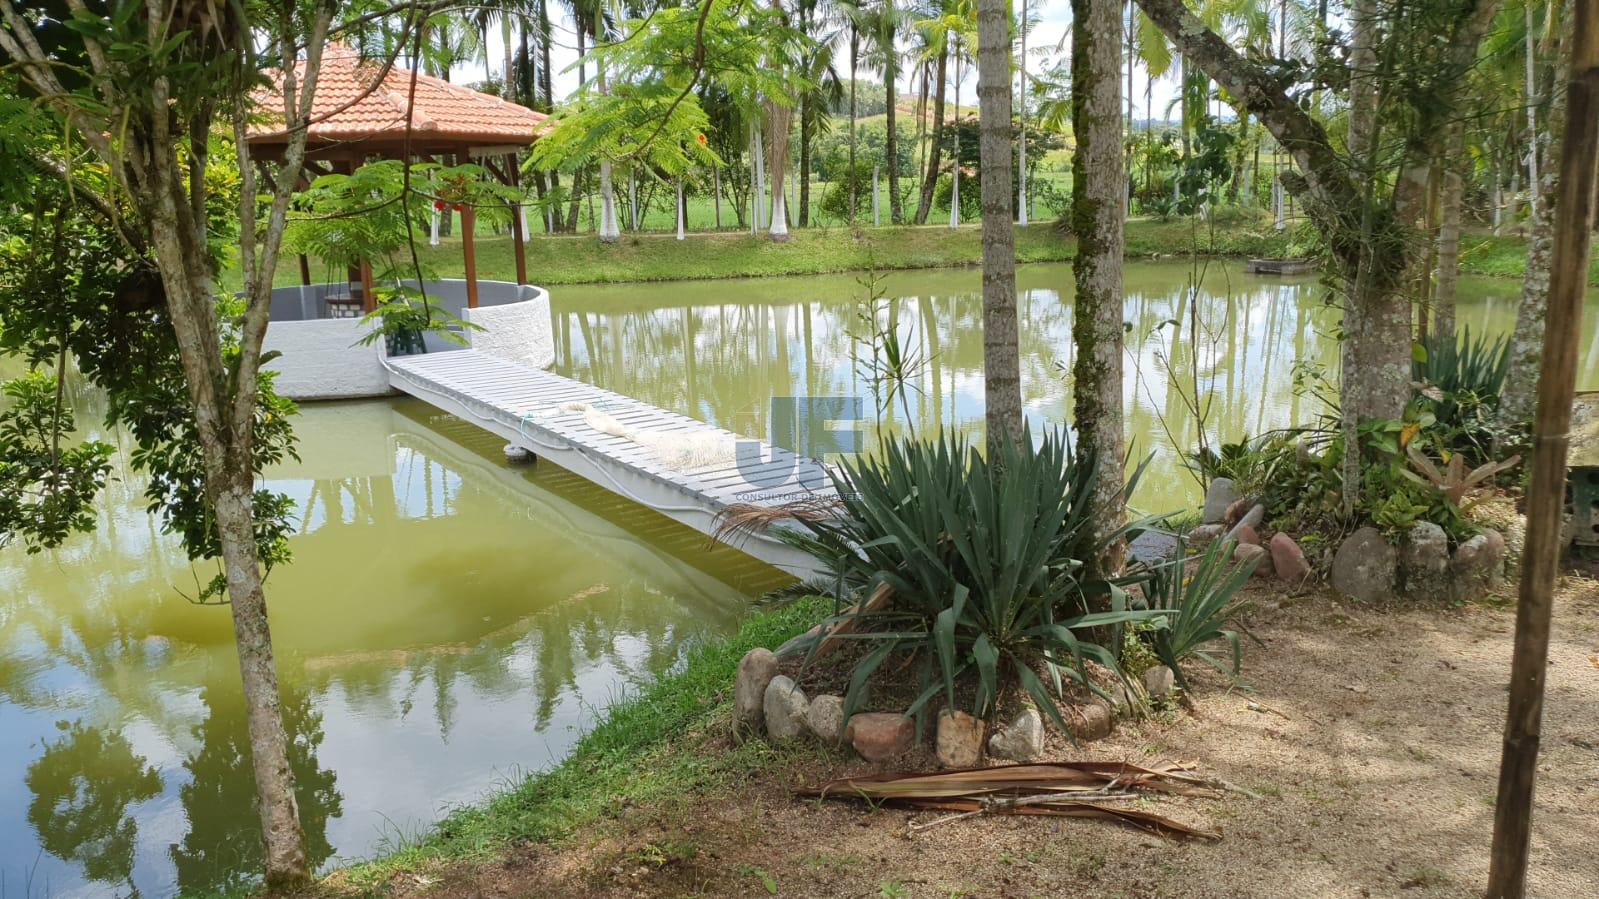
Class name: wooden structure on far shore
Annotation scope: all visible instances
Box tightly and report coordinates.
[247,44,548,311]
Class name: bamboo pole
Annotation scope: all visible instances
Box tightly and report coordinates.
[1486,2,1599,895]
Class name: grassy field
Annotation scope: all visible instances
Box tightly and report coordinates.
[250,213,1587,292]
[267,216,1295,289]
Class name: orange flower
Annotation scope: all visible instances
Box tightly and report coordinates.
[696,132,708,146]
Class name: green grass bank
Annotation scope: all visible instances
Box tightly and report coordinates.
[270,218,1292,289]
[262,218,1589,290]
[322,598,827,894]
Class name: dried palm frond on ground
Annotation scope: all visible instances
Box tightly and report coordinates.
[711,497,843,544]
[797,761,1231,841]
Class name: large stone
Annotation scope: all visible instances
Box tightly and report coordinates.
[1330,527,1398,602]
[987,708,1046,762]
[762,675,809,742]
[1269,532,1313,585]
[1188,523,1226,548]
[735,648,778,731]
[935,709,985,768]
[1203,478,1240,524]
[845,712,916,762]
[1403,522,1451,601]
[1074,702,1113,741]
[1451,529,1507,602]
[1234,542,1271,577]
[1233,524,1262,546]
[1143,665,1176,699]
[806,694,847,745]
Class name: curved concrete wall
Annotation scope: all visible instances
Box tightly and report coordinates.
[263,280,553,401]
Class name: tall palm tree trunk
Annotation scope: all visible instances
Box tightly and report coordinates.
[976,0,1021,447]
[916,41,948,224]
[883,2,903,224]
[1070,0,1127,577]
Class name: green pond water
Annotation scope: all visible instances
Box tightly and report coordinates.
[0,260,1571,897]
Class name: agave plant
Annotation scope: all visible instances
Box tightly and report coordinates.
[1138,537,1256,690]
[781,428,1163,736]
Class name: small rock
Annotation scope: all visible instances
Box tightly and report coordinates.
[1223,497,1254,528]
[1451,529,1507,602]
[845,712,916,762]
[1269,532,1313,585]
[1330,526,1398,602]
[1074,702,1113,741]
[1234,542,1270,577]
[988,708,1045,762]
[935,709,985,768]
[1403,522,1451,601]
[734,648,778,731]
[762,675,809,742]
[1143,665,1176,699]
[1225,504,1266,543]
[1188,523,1226,547]
[1233,524,1262,546]
[1203,478,1240,524]
[806,694,847,745]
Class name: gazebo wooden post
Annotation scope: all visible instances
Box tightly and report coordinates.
[460,152,480,308]
[508,151,529,285]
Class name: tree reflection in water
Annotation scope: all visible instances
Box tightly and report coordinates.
[169,682,341,896]
[25,721,162,894]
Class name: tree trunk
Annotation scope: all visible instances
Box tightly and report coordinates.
[1502,13,1573,427]
[884,4,903,225]
[799,95,812,226]
[1072,0,1127,576]
[1434,123,1465,342]
[977,0,1021,449]
[849,27,860,223]
[1018,0,1029,225]
[950,50,962,229]
[213,479,306,886]
[766,99,792,240]
[596,16,619,242]
[916,41,949,225]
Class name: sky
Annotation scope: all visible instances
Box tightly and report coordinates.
[455,3,1183,127]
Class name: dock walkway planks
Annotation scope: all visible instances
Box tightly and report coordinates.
[387,350,835,576]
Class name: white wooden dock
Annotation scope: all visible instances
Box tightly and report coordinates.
[387,349,835,577]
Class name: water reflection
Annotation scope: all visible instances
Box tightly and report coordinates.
[26,722,161,893]
[553,262,1553,510]
[0,394,766,896]
[169,683,340,897]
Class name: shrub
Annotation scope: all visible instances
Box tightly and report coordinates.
[1411,328,1517,464]
[1137,537,1256,690]
[782,429,1161,734]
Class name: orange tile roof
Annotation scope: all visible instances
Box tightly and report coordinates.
[248,44,547,150]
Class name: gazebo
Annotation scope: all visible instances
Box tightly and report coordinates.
[247,44,548,311]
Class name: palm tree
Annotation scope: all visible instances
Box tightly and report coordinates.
[1070,0,1127,576]
[861,0,910,223]
[911,1,954,224]
[975,0,1020,446]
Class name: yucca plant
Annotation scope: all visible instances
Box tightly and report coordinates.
[782,428,1163,735]
[1138,537,1257,690]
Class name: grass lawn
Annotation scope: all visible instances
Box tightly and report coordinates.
[245,209,1585,291]
[261,217,1296,290]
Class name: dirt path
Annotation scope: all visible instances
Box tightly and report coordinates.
[389,578,1599,899]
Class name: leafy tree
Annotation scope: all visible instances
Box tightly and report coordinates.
[0,0,404,885]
